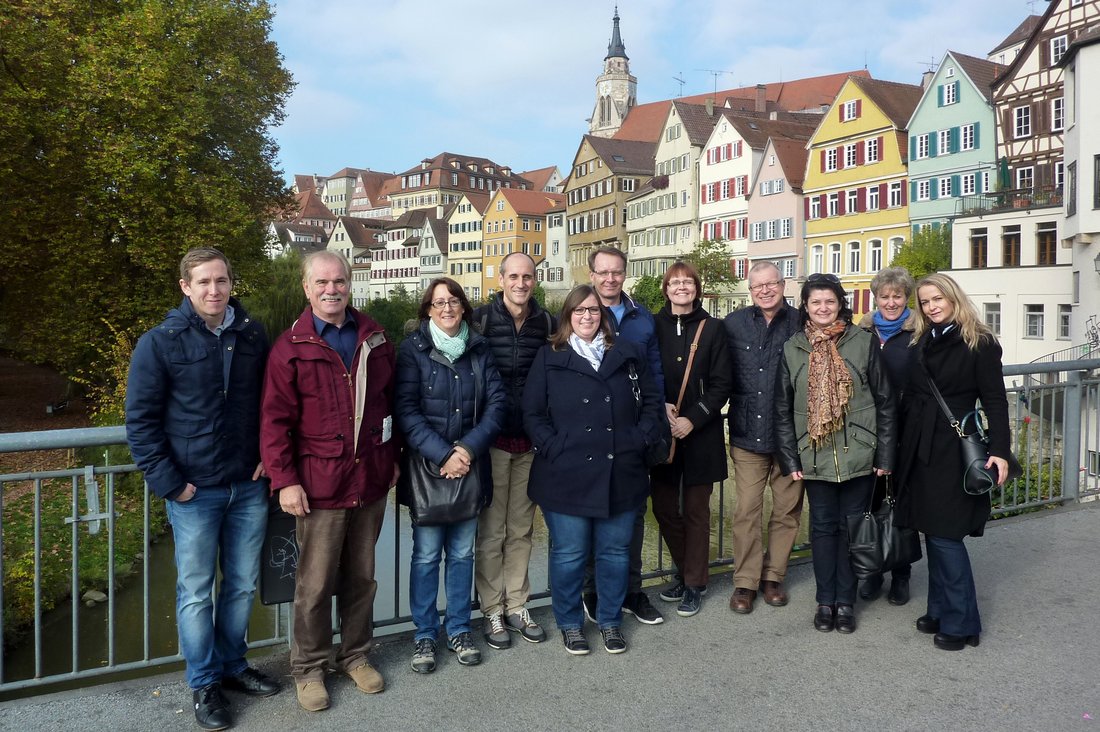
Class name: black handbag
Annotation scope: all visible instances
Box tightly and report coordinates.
[846,476,922,580]
[626,361,671,468]
[926,375,1023,495]
[398,449,482,526]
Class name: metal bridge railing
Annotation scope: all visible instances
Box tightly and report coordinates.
[1,360,1097,695]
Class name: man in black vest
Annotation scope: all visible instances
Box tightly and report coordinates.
[473,252,555,649]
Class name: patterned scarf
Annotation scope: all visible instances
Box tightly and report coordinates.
[429,319,469,362]
[804,320,853,447]
[569,331,606,372]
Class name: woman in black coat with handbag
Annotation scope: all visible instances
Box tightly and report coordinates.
[650,263,732,618]
[897,273,1012,652]
[523,285,668,656]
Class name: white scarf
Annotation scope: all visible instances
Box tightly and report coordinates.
[569,331,606,372]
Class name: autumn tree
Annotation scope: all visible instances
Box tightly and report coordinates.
[684,238,738,296]
[0,0,294,384]
[890,226,952,282]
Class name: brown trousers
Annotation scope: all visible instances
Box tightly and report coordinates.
[650,477,714,589]
[474,448,537,617]
[730,446,805,591]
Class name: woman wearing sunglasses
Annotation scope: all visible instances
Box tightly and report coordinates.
[523,285,668,656]
[774,274,897,634]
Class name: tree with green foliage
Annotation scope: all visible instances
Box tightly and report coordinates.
[0,0,294,387]
[684,238,738,295]
[362,289,420,346]
[241,250,306,339]
[630,275,665,313]
[890,226,952,282]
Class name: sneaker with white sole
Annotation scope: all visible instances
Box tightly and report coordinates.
[677,586,703,617]
[600,626,627,654]
[447,632,482,666]
[505,608,546,643]
[411,638,436,674]
[561,627,590,655]
[622,591,664,625]
[483,612,511,649]
[659,578,686,602]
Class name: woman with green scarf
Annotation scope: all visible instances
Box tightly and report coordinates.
[395,278,506,674]
[774,274,897,634]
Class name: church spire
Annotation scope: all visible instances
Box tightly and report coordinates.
[606,5,628,60]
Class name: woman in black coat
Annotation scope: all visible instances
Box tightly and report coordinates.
[650,263,732,617]
[897,273,1012,652]
[523,285,667,657]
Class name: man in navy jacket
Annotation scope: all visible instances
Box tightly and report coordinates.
[125,248,277,731]
[584,245,666,626]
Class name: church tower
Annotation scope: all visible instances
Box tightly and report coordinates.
[588,7,636,138]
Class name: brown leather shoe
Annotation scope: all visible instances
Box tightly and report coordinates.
[729,588,756,614]
[760,580,789,607]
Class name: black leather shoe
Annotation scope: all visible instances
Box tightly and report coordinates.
[887,576,910,605]
[915,615,940,634]
[222,667,281,697]
[813,605,835,632]
[193,683,231,731]
[835,604,856,634]
[934,632,980,651]
[859,574,883,601]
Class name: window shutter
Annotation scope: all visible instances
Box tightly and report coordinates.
[877,136,884,161]
[837,192,845,216]
[820,194,828,215]
[700,184,706,200]
[856,143,865,166]
[973,121,980,147]
[928,137,937,158]
[726,142,733,158]
[937,85,944,107]
[952,175,961,195]
[820,149,827,171]
[1001,109,1012,139]
[930,179,938,200]
[951,127,960,153]
[736,141,743,157]
[909,136,917,161]
[910,181,917,201]
[912,224,920,237]
[839,105,845,122]
[855,99,862,117]
[975,171,983,193]
[857,187,866,212]
[931,221,941,231]
[740,175,748,193]
[804,197,811,220]
[900,182,907,206]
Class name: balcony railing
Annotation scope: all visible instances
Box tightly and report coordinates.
[955,186,1064,218]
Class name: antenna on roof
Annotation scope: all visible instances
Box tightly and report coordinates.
[673,72,686,97]
[696,68,734,99]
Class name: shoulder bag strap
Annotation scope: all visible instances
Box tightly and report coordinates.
[672,320,705,414]
[920,360,966,438]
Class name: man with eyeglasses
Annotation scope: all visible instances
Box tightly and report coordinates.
[260,250,400,712]
[723,261,804,614]
[471,252,555,650]
[583,245,666,626]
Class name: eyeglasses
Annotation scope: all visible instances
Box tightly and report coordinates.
[431,298,462,310]
[667,278,695,288]
[748,279,784,293]
[806,273,841,284]
[592,269,625,279]
[572,306,602,316]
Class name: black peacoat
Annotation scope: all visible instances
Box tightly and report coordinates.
[522,339,668,519]
[896,327,1011,540]
[651,302,732,486]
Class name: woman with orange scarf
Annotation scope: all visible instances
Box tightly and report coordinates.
[774,274,897,634]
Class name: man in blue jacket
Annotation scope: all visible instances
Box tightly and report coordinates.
[126,248,277,731]
[584,245,666,626]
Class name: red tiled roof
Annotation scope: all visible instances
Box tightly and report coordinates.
[280,189,336,223]
[768,137,813,191]
[337,216,387,249]
[613,70,869,143]
[517,166,559,191]
[725,113,818,152]
[460,192,492,214]
[497,188,566,216]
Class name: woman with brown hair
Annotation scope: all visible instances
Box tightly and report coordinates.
[774,274,897,634]
[650,262,732,617]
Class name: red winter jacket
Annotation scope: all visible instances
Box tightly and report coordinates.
[260,306,398,509]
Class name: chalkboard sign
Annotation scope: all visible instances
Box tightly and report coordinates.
[259,504,299,606]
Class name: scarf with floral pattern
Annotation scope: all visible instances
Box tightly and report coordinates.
[804,320,853,447]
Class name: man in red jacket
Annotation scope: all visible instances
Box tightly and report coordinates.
[260,251,399,713]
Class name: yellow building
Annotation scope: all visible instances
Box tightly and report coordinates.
[803,76,922,315]
[481,188,565,298]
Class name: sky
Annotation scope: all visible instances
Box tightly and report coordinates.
[268,0,1040,184]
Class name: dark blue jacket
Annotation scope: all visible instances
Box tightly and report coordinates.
[472,294,556,439]
[394,320,506,505]
[723,303,801,454]
[523,339,668,518]
[125,297,268,500]
[611,293,665,396]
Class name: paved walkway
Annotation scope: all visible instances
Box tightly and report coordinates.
[3,503,1098,732]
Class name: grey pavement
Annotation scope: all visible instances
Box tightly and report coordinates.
[3,503,1098,732]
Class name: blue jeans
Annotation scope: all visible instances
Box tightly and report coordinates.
[805,475,874,607]
[410,517,478,641]
[165,479,268,689]
[543,509,635,629]
[925,534,982,636]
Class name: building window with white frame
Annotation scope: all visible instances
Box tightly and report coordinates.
[865,137,879,163]
[867,185,880,210]
[960,123,975,151]
[943,81,957,105]
[1014,106,1031,138]
[783,259,796,278]
[848,241,861,273]
[811,245,824,273]
[889,236,904,261]
[1054,161,1065,193]
[1016,166,1034,191]
[810,197,821,219]
[984,302,1001,336]
[869,239,883,271]
[917,180,931,201]
[1059,304,1071,339]
[888,182,902,207]
[827,193,839,217]
[938,129,951,156]
[1025,304,1044,338]
[939,177,953,198]
[846,190,858,212]
[780,217,792,238]
[842,100,859,121]
[1052,97,1065,132]
[961,173,976,195]
[828,243,841,273]
[916,134,929,159]
[1051,35,1068,66]
[825,148,838,172]
[845,144,858,168]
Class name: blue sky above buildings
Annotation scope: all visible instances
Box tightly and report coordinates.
[269,0,1033,183]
